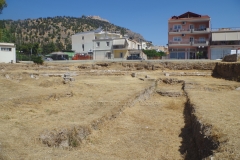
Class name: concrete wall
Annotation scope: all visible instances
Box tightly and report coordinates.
[94,50,112,60]
[72,32,95,53]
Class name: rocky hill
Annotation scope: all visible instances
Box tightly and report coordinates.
[0,16,145,54]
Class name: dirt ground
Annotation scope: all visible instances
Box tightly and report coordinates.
[0,62,240,160]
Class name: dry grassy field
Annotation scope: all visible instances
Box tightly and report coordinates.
[0,62,239,160]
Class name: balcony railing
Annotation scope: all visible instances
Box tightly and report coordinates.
[211,27,240,32]
[169,39,209,45]
[169,40,190,45]
[169,28,210,32]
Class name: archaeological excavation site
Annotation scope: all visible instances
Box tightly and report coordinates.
[0,61,240,160]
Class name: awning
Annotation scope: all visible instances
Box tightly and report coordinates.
[113,39,126,45]
[212,32,240,41]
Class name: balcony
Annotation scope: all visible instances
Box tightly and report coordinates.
[169,28,210,34]
[192,40,209,46]
[168,39,209,46]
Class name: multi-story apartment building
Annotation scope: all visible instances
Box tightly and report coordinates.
[210,28,240,59]
[168,12,211,59]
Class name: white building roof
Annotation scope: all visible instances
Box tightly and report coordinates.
[113,39,126,45]
[0,43,15,47]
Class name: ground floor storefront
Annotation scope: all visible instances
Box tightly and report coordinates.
[168,46,209,59]
[210,46,240,60]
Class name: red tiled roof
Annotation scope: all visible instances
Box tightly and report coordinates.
[169,11,210,20]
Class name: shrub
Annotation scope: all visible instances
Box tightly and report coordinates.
[32,56,43,65]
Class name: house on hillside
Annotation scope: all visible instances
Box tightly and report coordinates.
[72,27,121,60]
[168,12,211,59]
[72,28,147,60]
[0,43,16,63]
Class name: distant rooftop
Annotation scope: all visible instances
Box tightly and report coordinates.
[0,43,15,46]
[170,11,210,20]
[74,27,103,35]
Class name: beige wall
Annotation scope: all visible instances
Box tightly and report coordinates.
[113,49,128,58]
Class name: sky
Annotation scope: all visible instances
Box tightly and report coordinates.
[1,0,240,46]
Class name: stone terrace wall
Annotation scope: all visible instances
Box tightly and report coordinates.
[213,62,240,81]
[222,54,238,62]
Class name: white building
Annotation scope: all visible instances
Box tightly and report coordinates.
[72,27,121,56]
[72,28,149,60]
[210,28,240,59]
[0,43,16,63]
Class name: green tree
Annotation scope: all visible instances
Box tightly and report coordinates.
[0,28,15,42]
[142,49,165,59]
[42,42,56,54]
[0,0,7,14]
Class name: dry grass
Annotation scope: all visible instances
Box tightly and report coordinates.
[0,63,239,159]
[85,93,186,160]
[177,76,240,159]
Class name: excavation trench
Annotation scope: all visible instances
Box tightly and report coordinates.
[180,98,219,160]
[38,78,219,159]
[158,78,219,159]
[180,81,219,160]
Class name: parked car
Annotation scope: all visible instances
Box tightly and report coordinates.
[127,55,143,60]
[45,53,69,60]
[44,57,53,61]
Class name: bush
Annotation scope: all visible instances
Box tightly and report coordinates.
[32,56,43,65]
[142,49,166,59]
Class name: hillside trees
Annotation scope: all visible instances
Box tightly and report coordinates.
[0,0,7,13]
[0,16,142,54]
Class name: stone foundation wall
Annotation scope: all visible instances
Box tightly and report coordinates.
[213,62,240,81]
[222,54,238,62]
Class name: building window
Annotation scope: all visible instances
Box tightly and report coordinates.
[173,24,182,30]
[189,24,194,30]
[190,37,194,42]
[199,37,206,42]
[82,44,84,51]
[173,37,182,42]
[1,48,12,51]
[96,42,100,47]
[120,52,123,58]
[199,25,206,30]
[82,36,84,40]
[106,42,110,46]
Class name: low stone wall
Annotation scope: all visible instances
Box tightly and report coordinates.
[76,61,217,71]
[222,54,238,62]
[213,62,240,81]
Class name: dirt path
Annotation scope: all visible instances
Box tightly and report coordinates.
[84,81,186,160]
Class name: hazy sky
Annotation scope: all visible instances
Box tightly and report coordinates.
[1,0,240,45]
